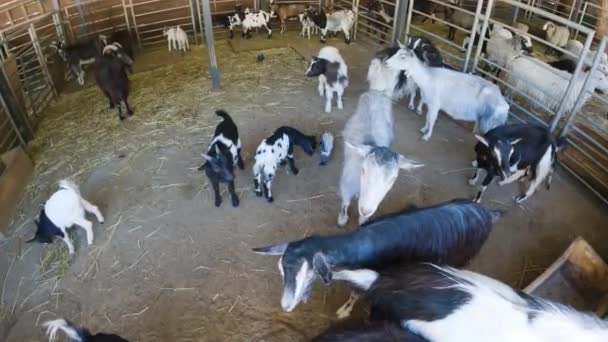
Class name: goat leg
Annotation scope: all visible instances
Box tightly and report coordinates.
[473,172,494,203]
[287,156,299,175]
[237,148,245,170]
[104,91,114,108]
[253,178,263,197]
[228,181,239,207]
[124,99,134,116]
[263,180,274,203]
[116,102,125,121]
[211,180,222,207]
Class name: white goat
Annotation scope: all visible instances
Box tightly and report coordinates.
[163,26,189,52]
[319,10,355,44]
[298,13,318,39]
[543,21,569,55]
[26,180,104,255]
[305,46,349,113]
[338,90,423,226]
[485,32,534,76]
[386,44,509,141]
[242,10,272,39]
[506,55,608,115]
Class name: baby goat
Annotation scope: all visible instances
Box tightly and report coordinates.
[44,319,128,342]
[253,126,316,202]
[163,26,189,52]
[470,123,568,203]
[306,46,349,113]
[199,110,244,207]
[27,180,104,255]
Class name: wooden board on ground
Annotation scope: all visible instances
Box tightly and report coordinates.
[0,147,33,239]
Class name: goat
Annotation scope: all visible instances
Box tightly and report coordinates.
[413,0,440,24]
[444,4,478,42]
[506,55,608,116]
[198,110,244,207]
[270,0,307,34]
[50,39,99,85]
[543,21,569,55]
[386,44,509,141]
[338,90,423,226]
[44,319,128,342]
[99,30,134,73]
[306,46,349,113]
[312,320,424,341]
[558,39,608,75]
[470,123,568,203]
[365,0,393,42]
[484,32,534,78]
[227,5,247,38]
[241,10,272,39]
[253,199,501,314]
[94,43,134,121]
[319,132,334,165]
[309,8,355,44]
[298,12,318,39]
[252,126,316,202]
[26,180,104,255]
[163,26,189,52]
[327,263,608,342]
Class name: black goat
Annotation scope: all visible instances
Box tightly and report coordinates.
[94,43,134,121]
[253,199,501,313]
[312,320,427,341]
[44,319,128,342]
[198,110,244,207]
[51,39,100,85]
[470,124,568,203]
[99,30,134,72]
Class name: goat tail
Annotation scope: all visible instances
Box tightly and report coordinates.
[215,110,232,122]
[58,179,81,196]
[43,319,84,342]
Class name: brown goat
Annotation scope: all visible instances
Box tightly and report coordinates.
[271,3,308,34]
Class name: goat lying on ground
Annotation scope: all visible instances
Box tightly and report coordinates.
[44,319,128,342]
[253,199,501,315]
[306,46,349,113]
[253,126,316,202]
[94,43,134,121]
[326,263,608,342]
[199,110,244,207]
[386,43,509,141]
[27,180,104,255]
[470,123,568,203]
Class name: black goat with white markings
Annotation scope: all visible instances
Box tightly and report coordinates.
[199,110,245,207]
[44,319,128,342]
[252,126,316,202]
[253,199,501,314]
[470,124,568,203]
[94,43,134,121]
[312,320,426,341]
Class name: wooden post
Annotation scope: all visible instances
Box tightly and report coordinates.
[201,0,220,90]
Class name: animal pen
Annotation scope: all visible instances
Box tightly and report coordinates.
[0,0,608,339]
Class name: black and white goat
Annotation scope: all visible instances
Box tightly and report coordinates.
[44,319,128,342]
[50,39,99,85]
[242,10,272,39]
[306,46,349,113]
[252,126,316,202]
[27,180,104,255]
[386,43,509,141]
[199,110,244,207]
[365,0,393,42]
[309,7,355,44]
[470,124,568,203]
[253,199,501,314]
[326,263,608,342]
[94,43,134,121]
[227,5,247,38]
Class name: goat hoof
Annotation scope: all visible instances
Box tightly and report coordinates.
[337,214,348,227]
[292,169,299,175]
[255,190,262,197]
[515,195,527,203]
[232,198,240,207]
[267,197,274,203]
[468,178,477,186]
[421,134,431,142]
[109,103,115,109]
[119,116,126,121]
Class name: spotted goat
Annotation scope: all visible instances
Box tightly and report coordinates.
[253,126,316,202]
[306,46,349,113]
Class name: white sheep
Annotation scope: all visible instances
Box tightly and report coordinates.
[305,46,349,113]
[506,55,608,116]
[543,21,569,55]
[26,180,104,255]
[386,44,509,141]
[485,32,534,77]
[338,90,422,226]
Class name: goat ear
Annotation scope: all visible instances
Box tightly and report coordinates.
[510,138,522,145]
[475,134,489,147]
[252,243,288,255]
[398,155,424,170]
[313,253,332,284]
[345,141,372,157]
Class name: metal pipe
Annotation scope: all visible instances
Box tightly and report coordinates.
[463,0,485,73]
[201,0,220,90]
[127,0,142,49]
[391,0,408,43]
[405,0,414,37]
[471,0,494,74]
[559,36,607,137]
[189,0,199,45]
[28,24,57,98]
[499,0,594,34]
[352,0,359,41]
[121,0,133,41]
[75,0,88,38]
[574,1,588,40]
[549,30,594,131]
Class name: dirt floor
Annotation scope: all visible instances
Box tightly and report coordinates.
[1,30,608,341]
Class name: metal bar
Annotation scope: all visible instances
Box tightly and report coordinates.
[74,0,88,37]
[188,0,198,45]
[121,0,133,43]
[559,36,607,137]
[196,0,204,46]
[405,0,414,36]
[391,0,407,43]
[127,0,142,49]
[201,0,220,90]
[549,31,594,131]
[28,23,57,98]
[462,0,484,72]
[574,1,588,40]
[352,0,359,41]
[471,0,494,74]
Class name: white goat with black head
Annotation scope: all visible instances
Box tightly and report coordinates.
[325,262,608,342]
[26,180,104,255]
[306,46,349,113]
[470,124,568,203]
[386,42,509,141]
[338,90,423,227]
[253,126,316,202]
[199,110,244,207]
